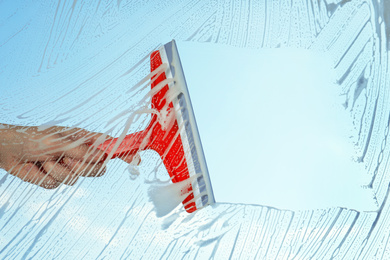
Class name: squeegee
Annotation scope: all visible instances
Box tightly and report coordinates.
[96,40,215,213]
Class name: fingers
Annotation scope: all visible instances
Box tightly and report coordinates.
[119,152,142,165]
[60,127,112,145]
[3,125,114,190]
[59,128,110,163]
[13,157,106,189]
[36,127,111,156]
[42,161,79,185]
[9,163,59,189]
[63,143,107,163]
[63,157,106,177]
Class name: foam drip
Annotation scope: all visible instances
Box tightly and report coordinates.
[148,173,201,217]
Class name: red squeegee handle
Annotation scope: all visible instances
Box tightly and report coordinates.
[96,131,147,159]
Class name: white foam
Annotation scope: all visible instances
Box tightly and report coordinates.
[148,177,194,217]
[127,153,142,180]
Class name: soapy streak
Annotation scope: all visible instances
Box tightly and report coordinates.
[110,63,184,140]
[126,63,168,94]
[158,120,187,163]
[138,77,175,130]
[107,65,171,125]
[110,67,188,157]
[138,63,185,131]
[105,64,175,132]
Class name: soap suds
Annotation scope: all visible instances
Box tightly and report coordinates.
[148,177,194,217]
[127,153,142,180]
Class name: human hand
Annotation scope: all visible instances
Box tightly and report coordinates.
[0,124,137,189]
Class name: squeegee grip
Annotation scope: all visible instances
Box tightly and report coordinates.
[96,131,147,159]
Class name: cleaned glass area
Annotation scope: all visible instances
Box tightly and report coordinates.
[1,0,390,259]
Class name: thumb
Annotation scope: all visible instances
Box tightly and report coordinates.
[120,152,141,165]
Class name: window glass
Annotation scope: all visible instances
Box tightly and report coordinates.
[1,0,389,259]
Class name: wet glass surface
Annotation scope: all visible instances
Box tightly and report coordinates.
[1,0,390,259]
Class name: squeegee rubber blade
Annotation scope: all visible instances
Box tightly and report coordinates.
[163,40,216,207]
